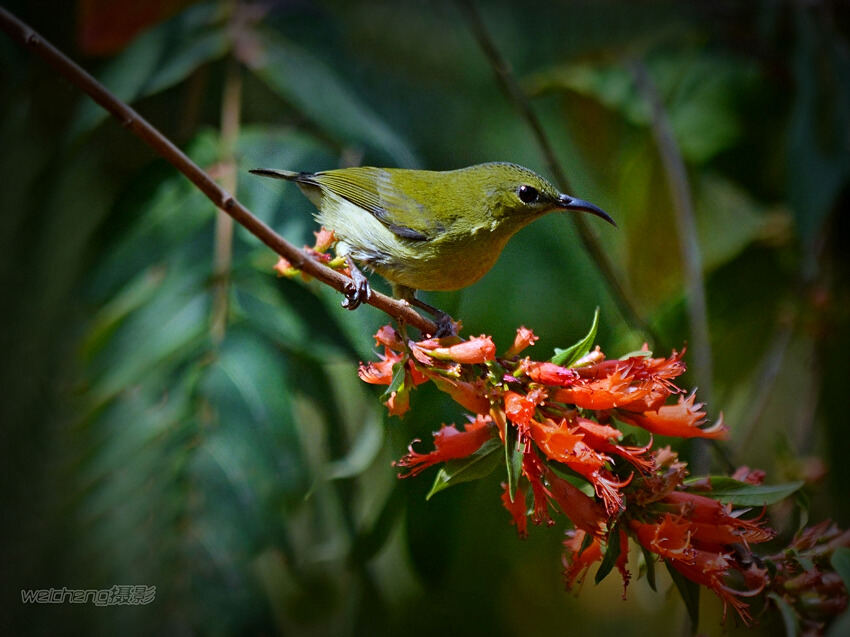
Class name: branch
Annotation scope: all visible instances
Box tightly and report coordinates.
[629,60,714,473]
[0,6,438,336]
[455,0,661,346]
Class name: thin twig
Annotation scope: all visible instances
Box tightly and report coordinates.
[629,60,714,473]
[0,6,437,335]
[211,56,241,343]
[455,0,660,346]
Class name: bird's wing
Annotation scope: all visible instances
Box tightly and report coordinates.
[309,167,432,241]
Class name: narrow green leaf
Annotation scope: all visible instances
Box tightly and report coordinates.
[381,360,407,402]
[504,422,523,501]
[768,592,799,637]
[69,3,228,141]
[551,307,599,366]
[666,561,700,630]
[640,545,657,592]
[831,547,850,591]
[594,525,621,585]
[255,32,417,167]
[683,477,804,506]
[426,438,502,500]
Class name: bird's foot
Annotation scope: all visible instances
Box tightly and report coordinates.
[407,295,459,337]
[341,258,371,310]
[432,310,459,338]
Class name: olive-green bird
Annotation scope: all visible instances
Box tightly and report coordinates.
[250,162,613,333]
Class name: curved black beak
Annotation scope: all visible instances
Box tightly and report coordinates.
[557,194,616,226]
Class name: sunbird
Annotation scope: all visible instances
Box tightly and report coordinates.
[250,162,614,333]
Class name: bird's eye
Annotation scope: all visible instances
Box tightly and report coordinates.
[517,185,539,204]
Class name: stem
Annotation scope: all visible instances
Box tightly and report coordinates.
[455,0,660,346]
[629,61,713,473]
[210,57,241,343]
[0,7,437,335]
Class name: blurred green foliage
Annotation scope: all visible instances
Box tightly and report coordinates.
[2,1,849,635]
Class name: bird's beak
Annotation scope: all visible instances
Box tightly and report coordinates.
[557,194,616,226]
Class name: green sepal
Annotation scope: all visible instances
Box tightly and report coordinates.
[665,561,700,630]
[594,524,621,585]
[682,477,804,506]
[426,438,502,500]
[551,307,599,366]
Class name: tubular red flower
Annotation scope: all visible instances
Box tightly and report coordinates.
[429,375,491,414]
[523,452,554,526]
[385,386,410,417]
[358,349,404,385]
[505,326,539,358]
[545,468,608,537]
[374,324,406,351]
[504,390,535,427]
[501,482,528,538]
[551,369,652,410]
[524,361,579,387]
[412,334,496,364]
[617,392,729,440]
[563,530,603,590]
[662,490,775,545]
[630,515,695,562]
[395,417,496,477]
[312,227,336,252]
[666,549,768,625]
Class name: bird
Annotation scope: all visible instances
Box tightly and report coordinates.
[250,162,614,334]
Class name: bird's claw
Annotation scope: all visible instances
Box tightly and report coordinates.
[341,268,371,310]
[433,311,459,338]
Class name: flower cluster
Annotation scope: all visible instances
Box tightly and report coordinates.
[358,322,849,631]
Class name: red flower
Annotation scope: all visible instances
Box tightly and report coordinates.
[524,361,579,387]
[428,375,491,414]
[505,326,539,358]
[358,349,404,385]
[501,483,528,538]
[411,334,496,365]
[374,324,406,352]
[630,514,695,562]
[312,227,337,253]
[395,416,496,477]
[545,467,608,536]
[552,368,653,410]
[563,530,603,589]
[617,392,728,440]
[523,452,554,526]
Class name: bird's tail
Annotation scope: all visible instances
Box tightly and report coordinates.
[249,168,301,181]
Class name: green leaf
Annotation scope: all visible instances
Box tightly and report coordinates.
[504,422,523,501]
[426,438,502,500]
[69,3,229,141]
[594,525,621,585]
[665,561,700,630]
[381,359,408,402]
[682,477,804,506]
[640,545,657,592]
[831,547,850,591]
[254,32,418,167]
[768,592,799,637]
[551,307,599,366]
